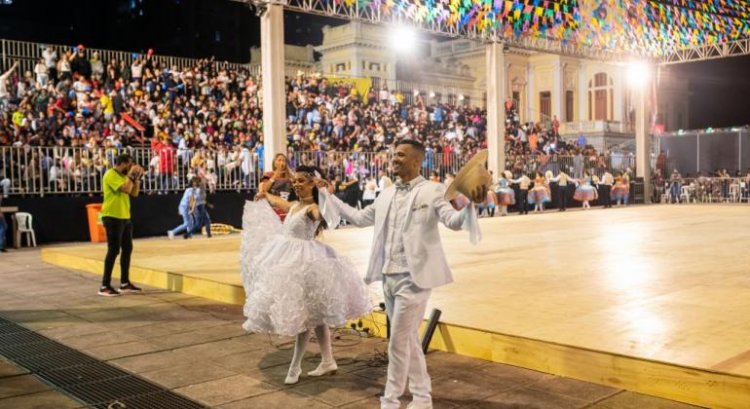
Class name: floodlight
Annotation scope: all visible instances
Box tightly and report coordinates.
[627,61,650,88]
[390,25,418,53]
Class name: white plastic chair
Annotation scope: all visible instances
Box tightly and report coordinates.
[14,212,37,248]
[680,186,691,204]
[729,183,740,203]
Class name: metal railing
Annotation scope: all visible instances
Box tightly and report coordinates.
[0,38,254,77]
[0,146,261,197]
[505,153,636,179]
[369,77,481,107]
[2,146,640,197]
[562,120,628,135]
[288,150,469,183]
[655,129,749,176]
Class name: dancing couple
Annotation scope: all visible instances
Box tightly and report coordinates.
[240,140,486,409]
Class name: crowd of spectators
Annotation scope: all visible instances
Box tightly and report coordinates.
[0,45,493,157]
[0,44,632,197]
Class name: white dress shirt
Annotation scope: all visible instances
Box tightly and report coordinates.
[383,176,424,274]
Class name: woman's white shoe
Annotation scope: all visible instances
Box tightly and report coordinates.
[284,367,302,385]
[307,361,338,377]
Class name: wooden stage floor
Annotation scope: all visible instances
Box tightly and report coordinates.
[42,204,750,407]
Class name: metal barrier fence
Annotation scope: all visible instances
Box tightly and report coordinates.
[505,153,636,179]
[369,77,480,107]
[287,150,468,182]
[0,38,256,77]
[0,146,261,197]
[2,146,641,197]
[656,130,749,176]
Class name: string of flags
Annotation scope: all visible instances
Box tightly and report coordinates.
[327,0,750,56]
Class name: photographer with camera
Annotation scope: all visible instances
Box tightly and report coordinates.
[98,153,144,297]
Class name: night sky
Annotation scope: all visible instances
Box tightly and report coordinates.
[1,0,747,129]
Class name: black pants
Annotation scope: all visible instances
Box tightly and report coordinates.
[558,185,568,210]
[519,189,529,214]
[102,217,133,288]
[601,185,612,208]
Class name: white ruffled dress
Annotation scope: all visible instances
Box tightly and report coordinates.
[240,200,371,337]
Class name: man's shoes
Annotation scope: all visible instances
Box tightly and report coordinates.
[119,283,142,293]
[98,286,121,297]
[0,248,7,252]
[167,231,175,240]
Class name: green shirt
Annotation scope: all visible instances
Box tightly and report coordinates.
[101,168,130,220]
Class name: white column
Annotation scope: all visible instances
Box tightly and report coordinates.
[526,62,534,122]
[578,62,588,122]
[261,4,287,173]
[486,42,506,177]
[613,65,624,122]
[635,75,651,203]
[552,59,563,121]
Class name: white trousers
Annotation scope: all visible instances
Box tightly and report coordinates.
[380,273,432,409]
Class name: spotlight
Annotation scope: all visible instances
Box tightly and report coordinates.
[390,25,418,53]
[458,94,465,101]
[429,92,436,98]
[627,61,650,88]
[413,90,420,96]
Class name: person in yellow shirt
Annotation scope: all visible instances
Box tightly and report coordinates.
[98,154,144,297]
[100,92,114,120]
[12,110,24,128]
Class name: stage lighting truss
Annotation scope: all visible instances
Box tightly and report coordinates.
[660,37,750,65]
[235,0,750,65]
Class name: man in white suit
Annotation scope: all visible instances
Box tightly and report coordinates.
[320,140,486,409]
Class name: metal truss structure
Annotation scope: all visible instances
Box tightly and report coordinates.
[235,0,750,65]
[659,38,750,65]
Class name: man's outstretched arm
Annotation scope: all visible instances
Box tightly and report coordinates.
[318,188,376,228]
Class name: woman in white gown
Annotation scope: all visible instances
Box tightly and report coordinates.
[240,166,371,385]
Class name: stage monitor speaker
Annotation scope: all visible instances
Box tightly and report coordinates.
[421,309,442,353]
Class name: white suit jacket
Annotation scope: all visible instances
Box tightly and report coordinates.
[320,179,481,289]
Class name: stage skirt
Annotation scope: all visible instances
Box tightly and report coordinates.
[528,186,551,204]
[610,185,629,201]
[574,185,598,202]
[496,187,516,206]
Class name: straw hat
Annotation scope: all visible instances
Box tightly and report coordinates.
[445,150,491,201]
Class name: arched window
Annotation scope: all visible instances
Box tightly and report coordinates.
[588,73,613,121]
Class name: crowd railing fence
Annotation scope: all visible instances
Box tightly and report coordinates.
[2,146,648,197]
